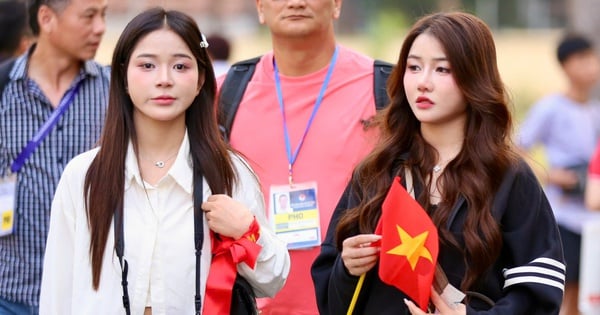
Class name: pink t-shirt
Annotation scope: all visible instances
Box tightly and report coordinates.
[222,46,379,314]
[590,142,600,177]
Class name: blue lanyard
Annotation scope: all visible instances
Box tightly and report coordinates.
[274,46,339,185]
[11,80,83,173]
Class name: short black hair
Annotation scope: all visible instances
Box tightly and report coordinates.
[206,34,231,61]
[28,0,71,36]
[0,0,30,58]
[557,34,594,64]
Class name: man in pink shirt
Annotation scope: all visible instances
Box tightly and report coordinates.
[216,0,387,314]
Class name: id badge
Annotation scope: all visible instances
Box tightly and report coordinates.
[269,182,321,249]
[0,174,16,237]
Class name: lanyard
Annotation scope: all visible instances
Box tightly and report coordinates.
[10,80,83,173]
[273,46,339,185]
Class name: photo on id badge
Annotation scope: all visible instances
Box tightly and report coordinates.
[270,183,320,249]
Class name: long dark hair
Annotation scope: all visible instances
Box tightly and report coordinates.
[84,7,236,290]
[336,12,517,291]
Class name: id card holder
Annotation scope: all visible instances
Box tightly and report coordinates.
[0,174,16,237]
[269,182,321,249]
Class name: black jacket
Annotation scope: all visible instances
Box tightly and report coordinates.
[311,159,565,314]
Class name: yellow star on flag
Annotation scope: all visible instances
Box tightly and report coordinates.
[386,225,433,270]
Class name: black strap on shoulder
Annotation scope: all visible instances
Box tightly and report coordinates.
[113,172,205,315]
[113,207,131,315]
[193,172,204,315]
[373,59,393,110]
[0,58,16,100]
[217,56,394,141]
[217,57,261,141]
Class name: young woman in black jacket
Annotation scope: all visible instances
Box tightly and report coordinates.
[311,12,565,315]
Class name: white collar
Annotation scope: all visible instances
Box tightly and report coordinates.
[124,130,193,194]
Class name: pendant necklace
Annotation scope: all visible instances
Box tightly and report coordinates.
[433,157,455,173]
[152,152,178,168]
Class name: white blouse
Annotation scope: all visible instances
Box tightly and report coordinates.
[40,135,290,315]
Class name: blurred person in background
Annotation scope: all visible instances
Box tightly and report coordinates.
[0,0,109,313]
[216,0,392,313]
[207,34,231,77]
[0,0,33,63]
[518,33,600,315]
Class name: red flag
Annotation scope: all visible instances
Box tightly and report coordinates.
[374,176,439,311]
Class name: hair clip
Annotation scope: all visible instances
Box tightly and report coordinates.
[200,33,209,48]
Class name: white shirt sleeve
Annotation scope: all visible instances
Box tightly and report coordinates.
[231,154,291,298]
[39,160,79,315]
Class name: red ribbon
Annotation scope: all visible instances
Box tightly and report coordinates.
[203,217,262,315]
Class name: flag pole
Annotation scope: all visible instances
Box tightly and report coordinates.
[346,273,366,315]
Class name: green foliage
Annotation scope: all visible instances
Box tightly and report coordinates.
[508,87,538,123]
[376,0,439,19]
[360,9,411,60]
[366,9,408,44]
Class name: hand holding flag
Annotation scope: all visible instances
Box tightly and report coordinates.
[374,176,439,311]
[341,234,382,276]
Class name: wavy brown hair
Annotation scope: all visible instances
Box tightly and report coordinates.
[84,7,236,290]
[335,12,517,291]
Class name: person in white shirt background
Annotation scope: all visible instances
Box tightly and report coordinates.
[39,7,290,315]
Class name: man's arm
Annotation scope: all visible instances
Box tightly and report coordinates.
[586,143,600,210]
[585,176,600,210]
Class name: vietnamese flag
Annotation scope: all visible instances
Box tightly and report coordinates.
[374,176,439,311]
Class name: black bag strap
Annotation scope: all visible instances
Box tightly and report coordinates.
[217,56,394,141]
[373,59,393,110]
[113,171,205,315]
[0,58,17,100]
[113,207,131,315]
[193,173,205,315]
[217,57,261,142]
[193,175,258,315]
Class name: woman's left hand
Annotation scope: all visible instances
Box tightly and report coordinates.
[405,289,466,315]
[201,194,255,239]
